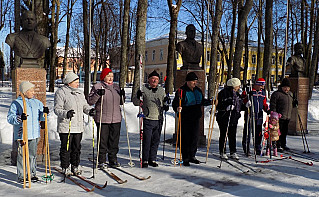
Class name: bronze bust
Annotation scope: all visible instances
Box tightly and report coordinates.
[287,43,306,77]
[5,11,51,67]
[176,24,203,70]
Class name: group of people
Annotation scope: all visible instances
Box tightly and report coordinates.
[7,66,297,183]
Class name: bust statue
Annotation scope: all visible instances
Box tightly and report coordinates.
[5,11,51,67]
[176,24,203,70]
[287,43,306,77]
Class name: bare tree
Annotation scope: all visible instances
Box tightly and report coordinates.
[309,8,319,98]
[83,0,90,97]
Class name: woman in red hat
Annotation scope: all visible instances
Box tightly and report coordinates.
[87,68,125,168]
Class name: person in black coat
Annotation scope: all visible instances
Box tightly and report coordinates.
[172,72,211,166]
[216,78,245,160]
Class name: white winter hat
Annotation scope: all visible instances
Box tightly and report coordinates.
[63,72,79,84]
[227,78,241,87]
[19,81,35,94]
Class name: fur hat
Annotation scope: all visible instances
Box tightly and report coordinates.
[100,68,112,81]
[270,111,282,120]
[64,72,79,84]
[226,78,241,87]
[281,78,291,87]
[255,78,266,86]
[148,70,160,78]
[185,72,198,81]
[19,81,35,94]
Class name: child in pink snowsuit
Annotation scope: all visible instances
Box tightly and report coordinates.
[267,111,282,156]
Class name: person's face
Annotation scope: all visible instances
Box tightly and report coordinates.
[21,12,36,31]
[186,26,196,40]
[281,86,290,93]
[254,84,263,91]
[24,87,35,99]
[103,72,114,84]
[69,79,79,88]
[148,76,159,88]
[186,80,197,90]
[233,85,240,92]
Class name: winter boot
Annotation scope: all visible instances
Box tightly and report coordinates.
[266,148,270,156]
[71,165,82,175]
[273,148,278,157]
[230,153,239,160]
[220,153,228,160]
[62,166,72,176]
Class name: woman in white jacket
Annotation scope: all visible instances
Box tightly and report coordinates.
[54,72,95,175]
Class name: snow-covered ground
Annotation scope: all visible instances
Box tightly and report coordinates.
[0,85,319,196]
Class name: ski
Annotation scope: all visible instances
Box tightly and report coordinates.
[257,156,289,163]
[88,158,127,184]
[75,174,107,189]
[111,167,151,181]
[54,167,95,192]
[219,160,249,174]
[231,159,260,173]
[288,156,313,166]
[284,149,319,162]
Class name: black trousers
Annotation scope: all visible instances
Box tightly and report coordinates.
[218,120,238,154]
[142,119,163,162]
[242,122,263,152]
[181,117,200,162]
[59,133,82,168]
[96,122,121,164]
[277,119,290,148]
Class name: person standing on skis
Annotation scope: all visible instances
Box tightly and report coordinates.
[172,72,211,166]
[217,78,245,160]
[7,81,48,183]
[133,70,169,168]
[88,68,125,168]
[54,72,95,175]
[242,78,269,155]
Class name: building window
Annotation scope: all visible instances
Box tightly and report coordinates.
[152,50,156,61]
[160,49,163,61]
[279,56,282,65]
[176,51,179,60]
[252,54,256,64]
[145,51,148,62]
[217,53,220,62]
[207,51,210,62]
[272,56,275,64]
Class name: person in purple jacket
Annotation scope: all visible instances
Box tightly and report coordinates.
[88,68,125,168]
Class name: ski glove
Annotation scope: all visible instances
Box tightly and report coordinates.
[164,95,171,104]
[293,99,298,108]
[226,105,235,111]
[89,108,96,117]
[17,113,28,123]
[97,89,105,96]
[120,89,125,97]
[137,90,142,99]
[163,105,169,111]
[245,100,251,108]
[66,110,75,119]
[43,106,49,114]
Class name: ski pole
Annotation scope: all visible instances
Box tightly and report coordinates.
[91,117,95,178]
[138,54,144,168]
[174,89,183,167]
[217,109,232,169]
[249,90,257,163]
[67,118,72,151]
[43,110,54,182]
[122,96,134,167]
[162,93,170,161]
[297,107,310,153]
[205,95,217,163]
[96,91,104,171]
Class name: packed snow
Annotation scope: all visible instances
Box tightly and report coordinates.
[0,84,319,197]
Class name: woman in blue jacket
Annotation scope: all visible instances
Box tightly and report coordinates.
[7,81,48,183]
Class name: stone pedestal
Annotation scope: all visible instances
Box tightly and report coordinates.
[174,69,206,147]
[288,77,309,135]
[12,68,47,162]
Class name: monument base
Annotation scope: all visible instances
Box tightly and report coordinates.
[174,69,206,147]
[11,68,47,163]
[288,77,309,136]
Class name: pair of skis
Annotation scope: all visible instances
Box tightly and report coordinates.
[257,154,313,166]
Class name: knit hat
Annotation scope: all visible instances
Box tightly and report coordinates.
[270,111,282,120]
[19,81,35,94]
[186,72,198,81]
[281,78,291,87]
[63,72,79,84]
[148,70,160,78]
[255,78,266,86]
[100,68,112,81]
[226,78,241,87]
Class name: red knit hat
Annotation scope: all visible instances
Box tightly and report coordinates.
[100,68,112,81]
[255,78,266,86]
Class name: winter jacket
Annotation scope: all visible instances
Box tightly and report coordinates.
[172,83,210,120]
[87,82,122,124]
[270,86,293,120]
[216,86,244,126]
[7,97,45,140]
[54,85,91,133]
[249,89,268,125]
[132,84,166,120]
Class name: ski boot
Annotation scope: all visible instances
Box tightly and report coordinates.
[62,166,72,176]
[266,148,270,156]
[71,165,82,175]
[273,148,278,157]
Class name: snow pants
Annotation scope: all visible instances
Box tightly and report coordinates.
[142,119,163,162]
[181,117,200,162]
[277,119,290,148]
[59,133,82,168]
[17,138,38,180]
[218,120,238,154]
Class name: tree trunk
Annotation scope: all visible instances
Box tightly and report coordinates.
[309,8,319,98]
[208,0,223,98]
[306,0,315,77]
[132,0,148,100]
[227,0,237,80]
[83,0,90,97]
[166,0,182,94]
[232,0,253,78]
[243,24,249,85]
[120,0,131,88]
[262,0,273,89]
[256,0,262,79]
